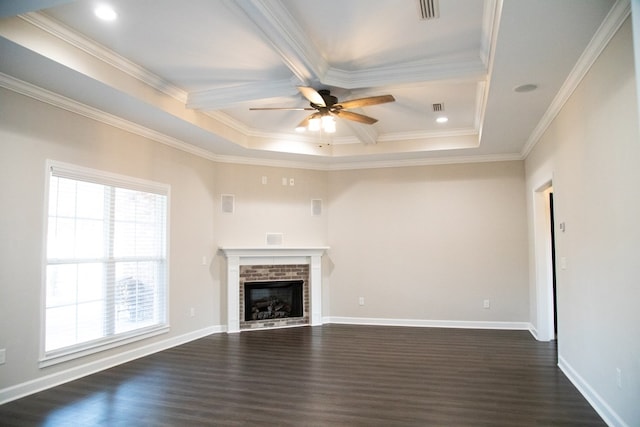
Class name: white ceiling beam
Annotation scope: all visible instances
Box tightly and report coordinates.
[228,0,327,85]
[186,79,299,110]
[324,56,487,89]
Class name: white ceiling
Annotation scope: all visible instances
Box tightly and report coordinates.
[0,0,627,169]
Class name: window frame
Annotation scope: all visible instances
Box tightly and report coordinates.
[40,160,171,368]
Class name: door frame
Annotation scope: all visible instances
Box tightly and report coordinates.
[532,181,556,341]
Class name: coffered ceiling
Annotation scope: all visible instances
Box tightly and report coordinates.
[0,0,627,168]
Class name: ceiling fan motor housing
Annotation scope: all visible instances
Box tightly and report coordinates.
[316,90,338,109]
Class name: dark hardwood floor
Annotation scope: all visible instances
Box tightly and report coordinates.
[0,325,605,426]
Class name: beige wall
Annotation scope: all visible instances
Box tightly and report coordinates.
[0,87,219,392]
[525,18,640,426]
[211,162,328,249]
[326,162,529,323]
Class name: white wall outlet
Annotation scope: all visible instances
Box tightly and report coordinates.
[261,176,268,185]
[560,257,567,270]
[189,307,195,317]
[289,178,295,186]
[483,299,490,309]
[282,177,288,186]
[201,256,207,266]
[358,297,365,306]
[616,368,622,388]
[0,348,6,365]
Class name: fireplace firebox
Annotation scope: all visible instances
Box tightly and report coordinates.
[244,280,303,322]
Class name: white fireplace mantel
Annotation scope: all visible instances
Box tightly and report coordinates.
[220,246,329,333]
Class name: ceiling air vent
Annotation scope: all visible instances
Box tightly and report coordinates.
[417,0,440,20]
[432,103,444,112]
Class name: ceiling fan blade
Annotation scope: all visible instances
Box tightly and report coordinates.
[296,112,320,129]
[334,110,378,125]
[297,86,326,107]
[249,107,315,111]
[335,94,395,109]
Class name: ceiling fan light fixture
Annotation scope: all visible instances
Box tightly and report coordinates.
[308,117,321,132]
[322,115,336,133]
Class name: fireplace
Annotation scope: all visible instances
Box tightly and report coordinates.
[239,264,309,330]
[220,247,328,333]
[244,280,303,321]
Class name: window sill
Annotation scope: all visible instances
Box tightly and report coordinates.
[39,325,170,368]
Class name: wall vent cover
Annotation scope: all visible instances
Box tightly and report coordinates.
[266,233,284,246]
[221,194,234,214]
[432,103,444,112]
[417,0,440,20]
[311,199,322,216]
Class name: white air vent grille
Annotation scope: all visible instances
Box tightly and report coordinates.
[221,194,234,214]
[417,0,440,20]
[266,233,284,246]
[311,199,322,216]
[432,103,445,112]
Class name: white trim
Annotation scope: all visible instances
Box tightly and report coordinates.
[19,12,187,103]
[558,355,629,427]
[528,324,540,341]
[0,72,523,171]
[48,159,170,195]
[324,153,522,171]
[42,160,171,364]
[521,0,631,158]
[39,326,170,368]
[324,316,531,331]
[220,247,329,333]
[530,181,555,342]
[0,325,224,405]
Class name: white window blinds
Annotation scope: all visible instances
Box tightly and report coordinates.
[44,161,169,362]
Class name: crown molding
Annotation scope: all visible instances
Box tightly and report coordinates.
[1,72,522,172]
[378,128,477,142]
[520,0,631,158]
[479,0,499,67]
[19,12,188,103]
[325,152,523,171]
[0,72,219,161]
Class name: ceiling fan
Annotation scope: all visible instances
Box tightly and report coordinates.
[249,87,395,132]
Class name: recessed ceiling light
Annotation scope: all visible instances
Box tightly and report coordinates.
[95,4,117,21]
[436,116,448,124]
[514,84,538,93]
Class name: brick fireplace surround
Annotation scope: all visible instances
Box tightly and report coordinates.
[220,247,329,333]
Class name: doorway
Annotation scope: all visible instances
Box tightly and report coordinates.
[533,182,557,341]
[549,192,558,339]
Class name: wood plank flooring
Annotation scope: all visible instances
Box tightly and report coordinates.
[0,325,605,426]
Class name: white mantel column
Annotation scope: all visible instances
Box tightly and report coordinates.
[310,254,323,326]
[226,255,240,333]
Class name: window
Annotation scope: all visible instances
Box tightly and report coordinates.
[43,161,169,365]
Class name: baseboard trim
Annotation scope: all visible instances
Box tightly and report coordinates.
[323,316,531,331]
[558,355,628,427]
[0,325,225,405]
[528,324,540,340]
